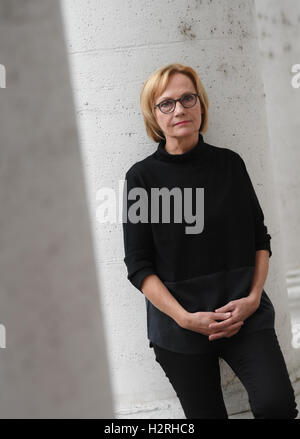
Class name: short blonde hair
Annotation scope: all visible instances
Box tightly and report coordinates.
[140,63,209,143]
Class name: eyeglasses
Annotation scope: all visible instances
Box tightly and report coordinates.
[154,93,200,114]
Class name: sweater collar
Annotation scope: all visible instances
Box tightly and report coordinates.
[154,133,208,163]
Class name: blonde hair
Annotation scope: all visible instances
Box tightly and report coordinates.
[140,63,209,143]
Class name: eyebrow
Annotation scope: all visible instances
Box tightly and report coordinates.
[157,91,195,103]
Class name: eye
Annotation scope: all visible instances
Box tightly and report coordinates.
[161,100,172,108]
[182,94,193,102]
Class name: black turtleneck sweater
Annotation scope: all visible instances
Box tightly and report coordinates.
[122,133,275,353]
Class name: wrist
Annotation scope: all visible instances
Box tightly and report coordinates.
[176,311,191,328]
[247,293,261,309]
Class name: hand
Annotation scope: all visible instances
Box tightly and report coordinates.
[208,296,260,341]
[182,311,242,338]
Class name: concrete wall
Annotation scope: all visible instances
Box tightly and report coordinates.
[0,0,113,418]
[255,0,300,273]
[60,0,299,418]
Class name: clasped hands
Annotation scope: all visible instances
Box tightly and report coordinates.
[208,296,260,341]
[183,296,260,341]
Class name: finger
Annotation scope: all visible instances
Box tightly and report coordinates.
[209,319,243,331]
[215,302,235,313]
[225,326,243,338]
[209,323,243,340]
[226,329,240,338]
[209,316,234,329]
[212,312,232,321]
[209,331,226,341]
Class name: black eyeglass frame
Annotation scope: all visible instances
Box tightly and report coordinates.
[154,93,200,114]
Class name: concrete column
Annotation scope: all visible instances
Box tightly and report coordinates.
[254,2,300,388]
[61,0,299,418]
[255,0,300,272]
[0,0,113,418]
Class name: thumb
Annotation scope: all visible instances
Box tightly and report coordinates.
[215,303,234,313]
[213,312,231,320]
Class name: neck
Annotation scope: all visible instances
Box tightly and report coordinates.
[154,132,209,164]
[164,132,200,155]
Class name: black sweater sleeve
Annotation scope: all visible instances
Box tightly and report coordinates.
[122,169,157,293]
[238,154,272,258]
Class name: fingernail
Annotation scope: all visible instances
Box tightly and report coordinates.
[226,312,231,316]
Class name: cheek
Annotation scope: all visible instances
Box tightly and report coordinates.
[164,118,173,128]
[157,117,171,132]
[156,115,165,129]
[195,110,202,123]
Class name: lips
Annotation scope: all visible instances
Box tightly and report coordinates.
[175,120,190,126]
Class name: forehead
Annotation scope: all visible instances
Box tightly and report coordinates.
[156,73,196,101]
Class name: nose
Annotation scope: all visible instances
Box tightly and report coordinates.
[173,100,186,114]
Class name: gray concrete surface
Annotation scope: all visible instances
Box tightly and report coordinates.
[0,0,113,418]
[60,0,300,419]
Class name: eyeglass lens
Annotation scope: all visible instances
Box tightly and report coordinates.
[159,94,197,113]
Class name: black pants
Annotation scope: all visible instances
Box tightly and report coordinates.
[152,328,298,419]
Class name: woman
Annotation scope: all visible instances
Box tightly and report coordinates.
[122,63,298,419]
